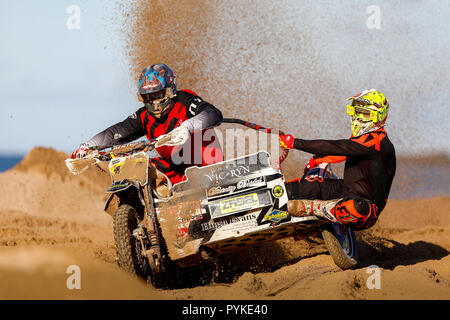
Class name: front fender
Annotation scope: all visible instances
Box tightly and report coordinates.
[104,180,144,217]
[104,193,120,217]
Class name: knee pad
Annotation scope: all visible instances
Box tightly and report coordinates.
[334,196,378,230]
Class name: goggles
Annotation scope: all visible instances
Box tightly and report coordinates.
[139,88,174,118]
[346,100,379,123]
[140,89,168,105]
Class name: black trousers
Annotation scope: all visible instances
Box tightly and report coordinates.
[285,178,344,201]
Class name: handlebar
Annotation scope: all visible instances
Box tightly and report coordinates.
[67,118,289,176]
[88,139,157,162]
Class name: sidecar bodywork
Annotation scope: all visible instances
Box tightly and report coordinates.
[156,151,327,264]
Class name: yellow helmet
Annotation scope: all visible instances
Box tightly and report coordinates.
[346,89,389,137]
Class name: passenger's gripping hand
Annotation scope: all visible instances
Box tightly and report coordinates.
[278,134,295,149]
[156,125,190,147]
[71,143,89,159]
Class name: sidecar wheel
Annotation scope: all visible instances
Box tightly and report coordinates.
[322,223,358,270]
[113,204,150,279]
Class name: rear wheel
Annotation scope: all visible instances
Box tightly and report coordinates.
[322,223,358,270]
[113,204,150,279]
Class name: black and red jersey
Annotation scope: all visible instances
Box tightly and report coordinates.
[86,90,223,183]
[292,128,396,212]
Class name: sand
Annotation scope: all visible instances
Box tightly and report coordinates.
[0,147,448,300]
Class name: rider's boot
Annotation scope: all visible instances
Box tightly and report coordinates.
[287,199,340,223]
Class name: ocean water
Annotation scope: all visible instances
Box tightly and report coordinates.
[0,155,24,172]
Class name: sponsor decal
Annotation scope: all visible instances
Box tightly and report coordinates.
[108,183,129,192]
[207,176,265,197]
[271,185,284,198]
[237,176,265,189]
[110,162,123,175]
[209,190,272,219]
[201,213,257,231]
[263,209,288,223]
[204,165,250,183]
[207,185,237,197]
[219,193,259,215]
[111,158,122,165]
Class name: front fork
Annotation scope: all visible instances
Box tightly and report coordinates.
[136,183,164,274]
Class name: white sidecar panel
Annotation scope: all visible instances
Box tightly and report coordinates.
[158,151,321,260]
[173,151,275,195]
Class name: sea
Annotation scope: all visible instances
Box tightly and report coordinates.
[0,155,24,172]
[0,155,448,199]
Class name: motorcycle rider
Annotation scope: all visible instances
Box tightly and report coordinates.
[71,63,223,187]
[278,89,396,230]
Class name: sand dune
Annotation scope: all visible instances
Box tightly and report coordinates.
[0,147,448,300]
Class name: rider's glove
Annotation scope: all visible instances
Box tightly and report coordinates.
[278,134,295,149]
[71,143,89,159]
[304,157,319,175]
[156,125,190,147]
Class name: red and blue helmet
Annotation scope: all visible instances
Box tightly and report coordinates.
[138,63,177,118]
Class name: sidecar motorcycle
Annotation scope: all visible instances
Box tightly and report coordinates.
[66,140,357,287]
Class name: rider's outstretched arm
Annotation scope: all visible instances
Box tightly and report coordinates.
[279,129,387,158]
[85,107,147,148]
[293,138,378,157]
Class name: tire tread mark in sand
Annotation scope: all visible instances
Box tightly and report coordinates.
[266,265,335,297]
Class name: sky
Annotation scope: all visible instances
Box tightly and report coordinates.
[0,0,138,155]
[0,1,449,157]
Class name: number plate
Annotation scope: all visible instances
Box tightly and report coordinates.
[108,152,149,185]
[208,190,272,219]
[219,193,259,214]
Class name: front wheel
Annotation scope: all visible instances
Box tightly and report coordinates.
[322,223,358,270]
[113,204,150,279]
